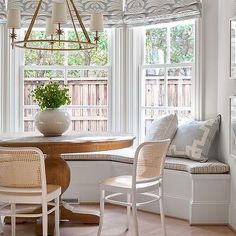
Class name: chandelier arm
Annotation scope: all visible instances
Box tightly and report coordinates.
[13,39,97,51]
[66,0,82,49]
[69,0,91,43]
[23,0,43,47]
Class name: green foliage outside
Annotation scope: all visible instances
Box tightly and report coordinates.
[25,31,65,66]
[170,24,194,63]
[25,24,193,73]
[31,81,71,110]
[146,28,167,64]
[24,30,108,78]
[145,23,194,65]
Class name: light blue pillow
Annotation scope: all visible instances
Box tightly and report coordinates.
[167,115,221,162]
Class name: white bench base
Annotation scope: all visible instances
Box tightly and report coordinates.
[62,161,231,225]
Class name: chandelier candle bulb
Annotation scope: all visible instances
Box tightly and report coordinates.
[90,12,104,45]
[46,18,57,36]
[7,9,21,29]
[7,9,21,48]
[52,1,67,24]
[90,13,104,32]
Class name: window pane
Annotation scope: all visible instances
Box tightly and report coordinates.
[167,67,192,108]
[24,70,64,80]
[69,108,108,132]
[145,28,167,64]
[144,68,165,107]
[67,78,108,106]
[170,24,195,63]
[67,69,108,79]
[23,29,110,133]
[68,31,109,66]
[24,31,65,65]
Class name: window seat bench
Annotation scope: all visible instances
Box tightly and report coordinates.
[61,149,231,225]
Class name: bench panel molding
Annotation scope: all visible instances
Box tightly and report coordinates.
[62,161,231,225]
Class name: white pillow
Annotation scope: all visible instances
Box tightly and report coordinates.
[145,114,178,142]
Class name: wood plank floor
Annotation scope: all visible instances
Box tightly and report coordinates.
[2,205,236,236]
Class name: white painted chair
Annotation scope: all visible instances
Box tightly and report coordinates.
[97,140,170,236]
[0,147,61,236]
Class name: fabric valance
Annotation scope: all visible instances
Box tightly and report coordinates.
[4,0,123,27]
[0,0,201,27]
[0,0,5,21]
[124,0,202,26]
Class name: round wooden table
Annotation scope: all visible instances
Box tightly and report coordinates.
[0,132,135,235]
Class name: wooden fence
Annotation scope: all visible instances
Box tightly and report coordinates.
[24,78,192,132]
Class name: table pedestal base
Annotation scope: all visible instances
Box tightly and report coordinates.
[34,205,100,236]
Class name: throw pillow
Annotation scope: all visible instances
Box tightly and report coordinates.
[167,115,221,162]
[145,113,178,142]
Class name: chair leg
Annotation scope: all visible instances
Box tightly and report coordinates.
[126,193,131,231]
[11,204,16,236]
[54,197,60,236]
[42,203,48,236]
[132,195,139,236]
[159,186,167,236]
[97,189,105,236]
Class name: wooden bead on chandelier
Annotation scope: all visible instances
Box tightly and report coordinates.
[7,0,104,51]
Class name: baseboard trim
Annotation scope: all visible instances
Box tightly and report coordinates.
[229,203,236,231]
[228,224,236,233]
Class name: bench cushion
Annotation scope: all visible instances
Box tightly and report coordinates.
[165,157,230,174]
[62,148,230,174]
[62,148,135,164]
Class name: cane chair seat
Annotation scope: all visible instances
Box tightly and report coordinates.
[0,184,61,203]
[101,176,162,193]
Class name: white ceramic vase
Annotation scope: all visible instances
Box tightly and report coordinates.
[35,109,71,137]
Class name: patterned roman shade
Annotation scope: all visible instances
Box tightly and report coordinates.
[5,0,124,27]
[0,0,5,21]
[124,0,202,26]
[0,0,201,26]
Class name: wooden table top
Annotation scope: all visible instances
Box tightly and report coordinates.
[0,132,135,154]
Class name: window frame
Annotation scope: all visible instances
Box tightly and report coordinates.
[136,19,201,142]
[1,19,201,140]
[20,27,113,133]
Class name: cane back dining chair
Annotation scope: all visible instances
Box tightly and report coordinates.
[0,146,61,236]
[97,140,170,236]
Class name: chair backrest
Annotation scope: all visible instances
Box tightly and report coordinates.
[0,147,46,193]
[133,140,170,185]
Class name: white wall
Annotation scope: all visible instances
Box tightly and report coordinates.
[217,0,236,230]
[202,0,236,230]
[202,0,219,120]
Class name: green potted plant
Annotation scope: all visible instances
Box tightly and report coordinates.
[31,81,71,137]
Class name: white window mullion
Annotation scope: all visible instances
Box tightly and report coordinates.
[167,25,171,64]
[193,18,202,120]
[0,24,9,133]
[125,27,145,144]
[110,27,123,132]
[164,65,168,113]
